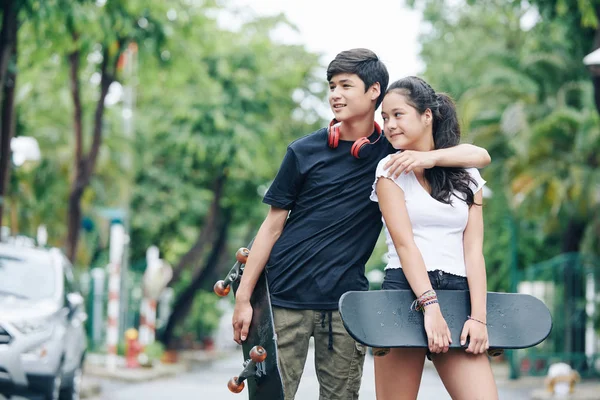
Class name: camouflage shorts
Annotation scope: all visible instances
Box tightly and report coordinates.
[272,306,367,400]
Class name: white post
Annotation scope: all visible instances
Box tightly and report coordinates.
[106,224,125,370]
[139,246,160,347]
[157,287,174,332]
[585,272,596,364]
[90,268,106,348]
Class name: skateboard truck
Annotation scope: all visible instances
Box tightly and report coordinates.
[213,247,250,297]
[227,345,268,393]
[371,347,503,357]
[487,349,504,357]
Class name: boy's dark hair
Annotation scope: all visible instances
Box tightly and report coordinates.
[327,48,389,108]
[386,76,479,207]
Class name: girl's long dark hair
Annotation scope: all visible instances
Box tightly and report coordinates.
[386,76,478,206]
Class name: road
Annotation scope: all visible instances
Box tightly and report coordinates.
[90,343,535,399]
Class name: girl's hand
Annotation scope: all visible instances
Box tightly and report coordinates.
[460,319,489,354]
[423,304,452,354]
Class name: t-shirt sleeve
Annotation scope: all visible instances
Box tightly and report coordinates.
[263,148,303,210]
[370,154,405,202]
[465,167,486,194]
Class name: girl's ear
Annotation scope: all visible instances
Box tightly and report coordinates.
[424,108,433,126]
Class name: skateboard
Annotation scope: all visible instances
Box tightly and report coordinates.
[214,245,284,399]
[339,290,552,356]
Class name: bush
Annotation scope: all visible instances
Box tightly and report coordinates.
[174,290,223,343]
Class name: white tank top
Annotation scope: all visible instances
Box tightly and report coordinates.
[370,154,486,277]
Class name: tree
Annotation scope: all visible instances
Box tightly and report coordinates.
[0,1,22,235]
[526,0,600,113]
[124,7,324,347]
[409,0,600,358]
[56,1,165,261]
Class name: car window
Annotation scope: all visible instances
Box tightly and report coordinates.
[0,255,55,300]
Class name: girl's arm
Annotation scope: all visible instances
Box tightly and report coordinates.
[376,177,452,353]
[461,190,489,354]
[376,178,432,297]
[463,190,487,322]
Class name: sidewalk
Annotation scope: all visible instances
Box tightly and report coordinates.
[486,361,599,400]
[81,349,600,399]
[81,352,196,399]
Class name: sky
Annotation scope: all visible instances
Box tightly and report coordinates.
[226,0,424,120]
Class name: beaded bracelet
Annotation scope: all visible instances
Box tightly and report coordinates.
[468,316,487,326]
[411,290,438,312]
[422,299,439,308]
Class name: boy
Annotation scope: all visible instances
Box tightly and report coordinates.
[233,48,490,400]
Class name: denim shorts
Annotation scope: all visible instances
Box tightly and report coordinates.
[382,267,468,291]
[382,268,468,360]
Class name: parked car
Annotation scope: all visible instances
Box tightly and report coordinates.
[0,241,87,400]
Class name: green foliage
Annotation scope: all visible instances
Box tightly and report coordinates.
[9,0,325,341]
[128,6,325,266]
[174,290,222,341]
[407,0,600,291]
[142,340,165,362]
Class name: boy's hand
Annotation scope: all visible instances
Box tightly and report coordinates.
[384,151,437,178]
[232,300,253,344]
[460,319,489,354]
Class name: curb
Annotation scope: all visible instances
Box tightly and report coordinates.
[83,361,190,383]
[530,385,600,400]
[177,349,232,367]
[81,376,102,399]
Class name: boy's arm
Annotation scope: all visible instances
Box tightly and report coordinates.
[432,144,491,168]
[384,144,491,178]
[233,206,288,343]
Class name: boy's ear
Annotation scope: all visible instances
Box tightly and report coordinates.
[370,82,381,101]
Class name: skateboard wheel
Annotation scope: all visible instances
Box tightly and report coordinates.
[372,347,390,357]
[249,345,267,363]
[213,280,231,297]
[236,247,250,263]
[228,377,245,393]
[487,349,504,357]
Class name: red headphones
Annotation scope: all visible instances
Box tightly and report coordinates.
[327,119,383,159]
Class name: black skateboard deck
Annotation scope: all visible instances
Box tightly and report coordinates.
[214,245,284,400]
[339,290,552,352]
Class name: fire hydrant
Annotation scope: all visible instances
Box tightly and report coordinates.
[545,362,580,396]
[125,328,142,368]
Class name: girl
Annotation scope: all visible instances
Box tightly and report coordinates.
[370,76,498,400]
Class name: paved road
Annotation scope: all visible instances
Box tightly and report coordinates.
[89,343,535,399]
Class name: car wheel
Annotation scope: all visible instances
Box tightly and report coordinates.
[59,364,83,400]
[46,373,62,400]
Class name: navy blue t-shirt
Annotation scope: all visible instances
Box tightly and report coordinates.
[263,127,395,310]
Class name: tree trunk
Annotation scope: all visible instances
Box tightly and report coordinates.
[65,37,84,261]
[0,0,17,95]
[591,75,600,116]
[0,0,18,237]
[65,42,117,262]
[170,171,227,285]
[561,218,587,356]
[1,40,16,234]
[212,222,259,287]
[159,207,232,349]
